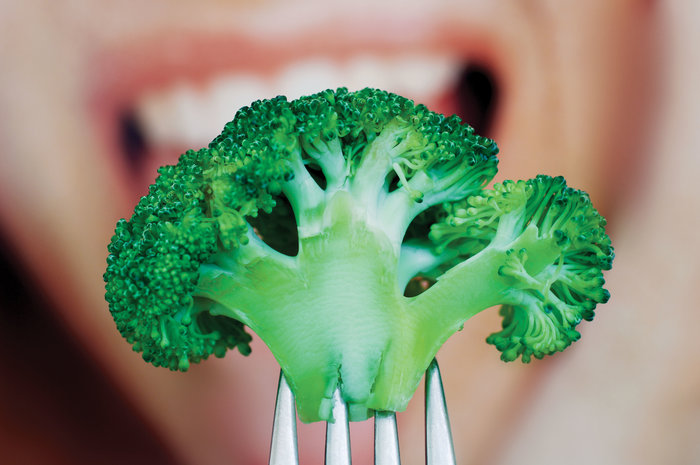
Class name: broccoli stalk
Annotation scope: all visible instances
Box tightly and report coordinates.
[104,88,613,423]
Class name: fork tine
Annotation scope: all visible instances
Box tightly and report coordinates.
[270,361,455,465]
[325,387,352,465]
[269,371,299,465]
[425,359,456,465]
[374,411,401,465]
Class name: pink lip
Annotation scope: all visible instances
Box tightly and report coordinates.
[87,21,503,202]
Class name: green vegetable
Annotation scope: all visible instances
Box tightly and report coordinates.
[104,88,613,423]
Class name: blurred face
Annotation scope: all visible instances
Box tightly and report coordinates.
[0,0,656,464]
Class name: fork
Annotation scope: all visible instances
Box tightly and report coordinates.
[268,358,456,465]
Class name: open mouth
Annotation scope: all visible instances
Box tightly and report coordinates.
[89,33,500,201]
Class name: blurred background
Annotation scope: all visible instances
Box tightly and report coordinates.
[1,0,698,464]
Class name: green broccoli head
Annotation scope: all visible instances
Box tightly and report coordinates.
[104,87,612,422]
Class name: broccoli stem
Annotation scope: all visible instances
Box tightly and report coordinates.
[195,189,563,421]
[194,192,408,421]
[300,136,347,190]
[363,226,562,410]
[410,225,561,327]
[281,149,327,233]
[396,239,457,289]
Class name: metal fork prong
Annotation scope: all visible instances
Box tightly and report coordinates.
[269,371,299,465]
[374,411,401,465]
[425,359,456,465]
[325,387,352,465]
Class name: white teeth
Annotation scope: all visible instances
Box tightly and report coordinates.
[169,81,217,148]
[386,54,458,103]
[134,53,459,148]
[208,73,272,130]
[136,80,227,149]
[345,54,395,95]
[134,89,173,147]
[275,57,343,101]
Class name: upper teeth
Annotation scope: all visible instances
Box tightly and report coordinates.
[135,53,459,148]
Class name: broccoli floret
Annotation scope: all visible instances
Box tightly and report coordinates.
[104,88,612,422]
[428,176,613,362]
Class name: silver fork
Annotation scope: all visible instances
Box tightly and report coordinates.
[268,358,456,465]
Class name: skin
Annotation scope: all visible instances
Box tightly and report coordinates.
[0,0,677,464]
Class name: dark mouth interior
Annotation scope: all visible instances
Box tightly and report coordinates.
[454,63,498,136]
[118,108,149,174]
